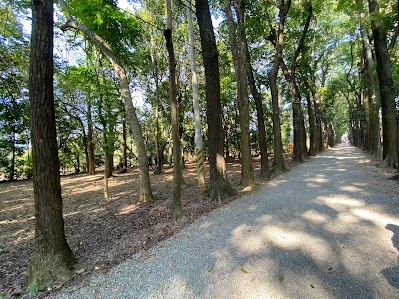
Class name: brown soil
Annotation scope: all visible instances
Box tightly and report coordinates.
[0,158,275,298]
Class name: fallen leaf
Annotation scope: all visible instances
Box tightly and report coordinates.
[310,284,315,289]
[143,254,155,262]
[160,279,164,289]
[241,268,249,274]
[75,268,86,274]
[181,282,187,291]
[279,276,285,283]
[89,282,98,287]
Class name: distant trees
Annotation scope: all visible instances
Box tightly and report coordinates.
[59,0,154,202]
[0,1,30,181]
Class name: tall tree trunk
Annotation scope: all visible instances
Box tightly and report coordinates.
[305,81,316,156]
[103,131,109,199]
[10,130,16,181]
[225,0,253,187]
[360,38,380,156]
[87,98,95,175]
[269,66,285,172]
[281,1,312,162]
[28,0,75,287]
[106,123,115,178]
[187,2,205,187]
[149,31,164,175]
[282,63,308,161]
[165,0,183,221]
[368,0,397,168]
[268,0,290,172]
[240,12,270,178]
[122,106,128,170]
[60,9,153,202]
[196,0,237,202]
[309,66,324,153]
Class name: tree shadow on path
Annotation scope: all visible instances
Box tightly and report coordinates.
[382,224,399,288]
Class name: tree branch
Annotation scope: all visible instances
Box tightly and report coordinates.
[291,1,313,67]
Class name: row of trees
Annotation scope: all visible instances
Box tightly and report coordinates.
[1,0,397,290]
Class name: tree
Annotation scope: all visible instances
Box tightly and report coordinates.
[267,0,290,172]
[224,0,253,186]
[165,0,183,221]
[244,28,270,178]
[281,0,313,162]
[195,0,236,202]
[28,0,75,287]
[0,2,30,180]
[59,0,154,202]
[368,0,397,168]
[186,0,206,187]
[358,2,380,158]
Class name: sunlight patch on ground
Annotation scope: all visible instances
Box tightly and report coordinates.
[324,212,360,234]
[231,222,334,266]
[302,209,330,224]
[90,207,106,214]
[268,179,288,187]
[304,176,329,188]
[231,224,268,254]
[317,195,365,212]
[64,211,79,217]
[263,226,334,265]
[304,176,329,184]
[353,208,399,226]
[118,204,139,215]
[339,185,364,192]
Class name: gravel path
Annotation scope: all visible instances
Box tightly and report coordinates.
[50,144,399,299]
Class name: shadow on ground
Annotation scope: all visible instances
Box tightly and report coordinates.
[133,145,399,299]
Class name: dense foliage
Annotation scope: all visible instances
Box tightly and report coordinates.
[1,0,398,180]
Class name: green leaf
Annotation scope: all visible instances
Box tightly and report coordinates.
[89,282,98,287]
[27,280,45,293]
[0,247,12,254]
[75,268,86,274]
[279,276,285,283]
[240,268,249,274]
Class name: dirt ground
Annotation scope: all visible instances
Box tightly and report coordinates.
[0,158,275,298]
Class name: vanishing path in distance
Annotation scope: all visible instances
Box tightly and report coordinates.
[51,144,399,299]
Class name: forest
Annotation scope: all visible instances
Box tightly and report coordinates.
[0,0,398,295]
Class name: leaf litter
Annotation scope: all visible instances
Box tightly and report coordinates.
[0,158,270,298]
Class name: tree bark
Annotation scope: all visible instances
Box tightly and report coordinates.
[244,40,270,178]
[280,1,312,162]
[10,130,16,181]
[122,106,128,170]
[282,62,308,161]
[28,0,75,287]
[60,7,153,202]
[305,80,316,156]
[164,2,182,221]
[87,91,95,175]
[368,0,397,168]
[267,0,290,172]
[225,0,253,187]
[359,18,380,158]
[187,1,206,187]
[196,0,237,202]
